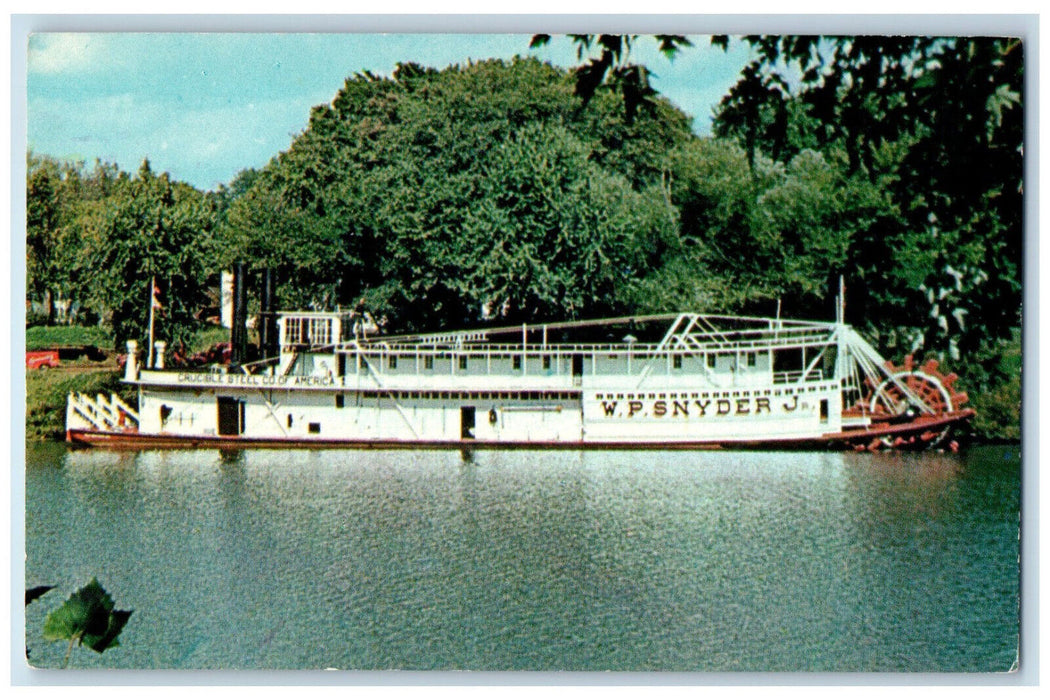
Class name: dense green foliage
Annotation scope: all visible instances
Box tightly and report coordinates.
[26,43,1023,440]
[713,37,1022,360]
[27,155,221,352]
[220,58,691,328]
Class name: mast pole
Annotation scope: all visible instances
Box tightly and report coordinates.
[838,275,845,325]
[836,275,847,384]
[147,276,156,369]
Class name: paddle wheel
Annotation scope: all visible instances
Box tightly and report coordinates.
[868,355,969,418]
[840,351,971,450]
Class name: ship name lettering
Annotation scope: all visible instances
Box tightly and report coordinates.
[598,395,800,419]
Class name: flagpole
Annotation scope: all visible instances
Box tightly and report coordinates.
[148,276,156,369]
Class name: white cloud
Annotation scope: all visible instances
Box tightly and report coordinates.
[28,33,110,74]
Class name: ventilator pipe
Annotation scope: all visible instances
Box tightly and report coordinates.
[124,340,138,382]
[154,341,166,369]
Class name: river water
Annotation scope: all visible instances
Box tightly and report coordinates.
[22,443,1020,672]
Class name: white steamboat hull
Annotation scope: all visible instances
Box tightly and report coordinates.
[67,382,973,451]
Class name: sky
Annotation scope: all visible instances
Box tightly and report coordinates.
[25,32,753,191]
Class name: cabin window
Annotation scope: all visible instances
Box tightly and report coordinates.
[308,422,321,434]
[286,316,333,346]
[673,355,682,369]
[459,356,468,370]
[388,356,398,369]
[424,356,434,370]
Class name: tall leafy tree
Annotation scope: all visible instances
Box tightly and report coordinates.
[220,57,691,331]
[26,155,124,325]
[645,137,888,318]
[713,36,1023,370]
[81,160,218,350]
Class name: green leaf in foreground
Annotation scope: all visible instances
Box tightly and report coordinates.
[42,578,132,658]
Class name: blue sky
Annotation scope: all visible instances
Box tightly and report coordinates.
[26,33,753,191]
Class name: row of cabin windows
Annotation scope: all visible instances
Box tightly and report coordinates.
[387,353,758,371]
[676,353,759,369]
[595,384,831,401]
[393,356,540,371]
[335,390,577,406]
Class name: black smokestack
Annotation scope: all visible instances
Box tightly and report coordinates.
[231,262,247,365]
[259,268,278,360]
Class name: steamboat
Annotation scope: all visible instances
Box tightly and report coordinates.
[65,285,974,451]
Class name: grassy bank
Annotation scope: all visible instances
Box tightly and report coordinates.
[25,324,233,442]
[26,325,112,351]
[25,368,128,441]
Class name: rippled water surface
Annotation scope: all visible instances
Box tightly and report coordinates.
[24,443,1020,671]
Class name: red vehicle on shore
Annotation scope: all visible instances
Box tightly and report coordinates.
[26,350,60,370]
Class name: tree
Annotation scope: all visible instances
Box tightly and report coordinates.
[80,159,218,350]
[26,155,125,325]
[219,57,692,331]
[713,36,1023,370]
[651,138,889,318]
[529,34,692,125]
